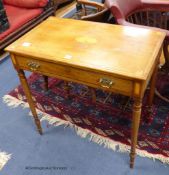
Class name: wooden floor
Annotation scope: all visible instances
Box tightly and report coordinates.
[55,1,76,17]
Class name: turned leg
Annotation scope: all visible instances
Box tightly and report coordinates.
[130,98,142,168]
[43,75,48,91]
[17,69,42,135]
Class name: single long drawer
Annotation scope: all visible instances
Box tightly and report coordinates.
[14,55,133,95]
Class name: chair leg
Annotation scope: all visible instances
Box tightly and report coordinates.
[43,75,48,91]
[42,76,97,102]
[163,40,169,69]
[89,87,96,103]
[64,81,70,98]
[103,92,112,104]
[155,89,169,103]
[155,41,169,103]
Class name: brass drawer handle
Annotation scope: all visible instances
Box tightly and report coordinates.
[27,61,40,71]
[99,78,114,88]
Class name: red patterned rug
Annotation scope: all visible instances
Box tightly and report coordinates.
[3,71,169,164]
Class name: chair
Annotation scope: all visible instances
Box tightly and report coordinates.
[105,0,169,103]
[76,0,110,22]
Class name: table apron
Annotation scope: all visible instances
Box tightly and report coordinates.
[12,55,136,96]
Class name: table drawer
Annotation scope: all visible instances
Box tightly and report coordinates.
[15,55,133,95]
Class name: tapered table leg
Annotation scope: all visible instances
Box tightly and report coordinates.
[17,69,43,135]
[130,98,142,168]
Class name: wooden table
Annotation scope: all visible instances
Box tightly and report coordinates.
[5,17,165,168]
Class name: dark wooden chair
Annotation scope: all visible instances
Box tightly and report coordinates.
[105,0,169,103]
[76,0,110,22]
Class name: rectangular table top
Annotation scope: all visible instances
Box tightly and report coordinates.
[5,17,165,80]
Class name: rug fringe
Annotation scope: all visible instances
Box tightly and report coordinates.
[3,95,169,165]
[3,95,29,108]
[40,113,169,165]
[0,151,11,170]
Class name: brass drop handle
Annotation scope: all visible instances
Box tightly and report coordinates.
[27,61,40,71]
[99,78,114,89]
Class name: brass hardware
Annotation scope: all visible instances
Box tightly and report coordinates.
[27,61,40,71]
[99,78,114,88]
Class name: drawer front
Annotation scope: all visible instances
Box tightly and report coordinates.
[15,56,133,95]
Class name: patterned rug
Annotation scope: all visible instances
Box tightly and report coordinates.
[3,70,169,165]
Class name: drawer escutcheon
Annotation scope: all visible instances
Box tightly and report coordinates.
[27,61,40,71]
[99,77,115,89]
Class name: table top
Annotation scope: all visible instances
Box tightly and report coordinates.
[5,17,165,80]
